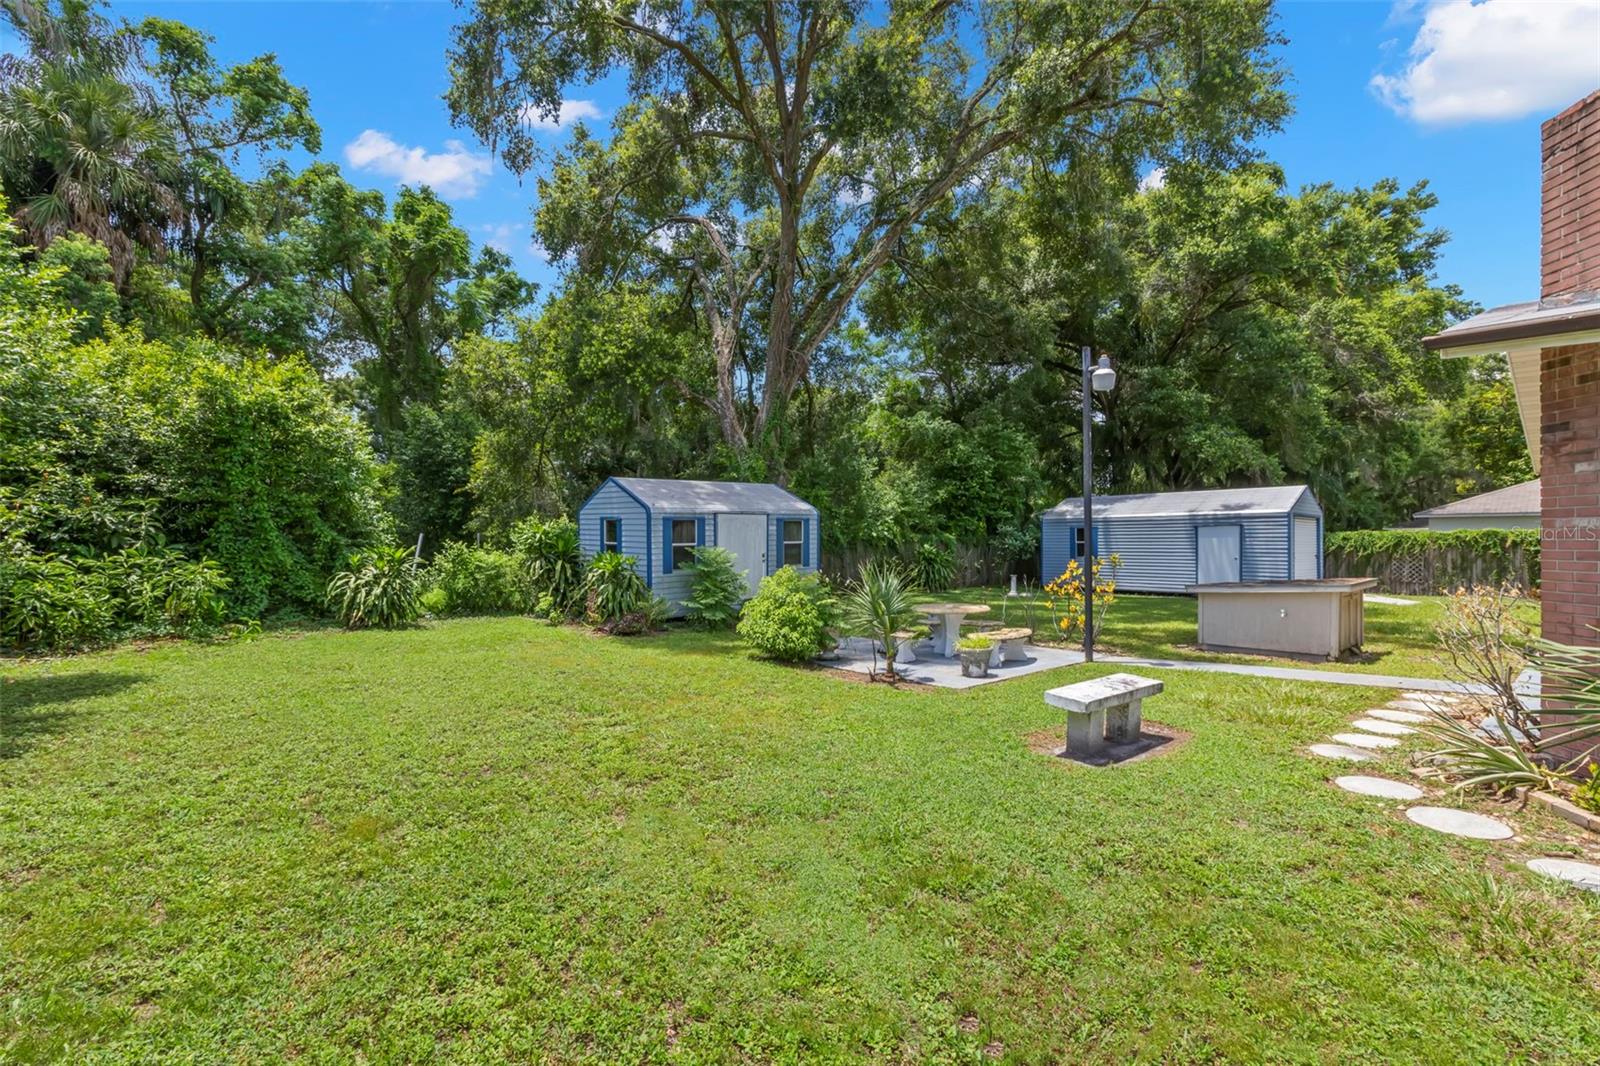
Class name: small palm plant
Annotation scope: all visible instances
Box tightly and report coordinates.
[326,548,422,630]
[841,561,922,682]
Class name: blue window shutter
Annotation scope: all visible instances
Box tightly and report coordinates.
[801,518,811,567]
[661,517,674,573]
[696,516,706,547]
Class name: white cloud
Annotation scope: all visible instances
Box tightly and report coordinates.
[1371,0,1600,125]
[1137,166,1166,193]
[343,130,493,199]
[520,99,605,131]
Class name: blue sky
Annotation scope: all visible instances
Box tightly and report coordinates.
[61,2,1600,309]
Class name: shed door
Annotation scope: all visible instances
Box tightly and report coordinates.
[1197,525,1242,584]
[1293,517,1319,579]
[719,513,767,597]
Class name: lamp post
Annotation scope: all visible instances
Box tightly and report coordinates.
[1081,345,1116,662]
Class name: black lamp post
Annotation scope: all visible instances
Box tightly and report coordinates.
[1081,344,1116,662]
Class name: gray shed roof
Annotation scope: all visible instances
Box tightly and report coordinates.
[1047,485,1311,520]
[609,477,817,514]
[1413,478,1540,519]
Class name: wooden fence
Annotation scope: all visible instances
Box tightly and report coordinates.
[821,543,1038,588]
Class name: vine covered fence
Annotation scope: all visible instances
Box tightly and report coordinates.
[1324,528,1540,594]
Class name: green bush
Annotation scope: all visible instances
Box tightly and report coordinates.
[737,566,839,662]
[426,541,531,615]
[912,537,957,592]
[582,552,649,626]
[681,546,747,629]
[511,515,584,618]
[326,548,423,630]
[0,545,229,651]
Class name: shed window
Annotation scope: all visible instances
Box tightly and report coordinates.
[1073,527,1087,558]
[670,519,698,569]
[601,518,621,555]
[781,519,804,566]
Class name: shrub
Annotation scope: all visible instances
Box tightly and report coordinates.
[0,545,230,651]
[681,546,747,629]
[841,561,921,681]
[426,541,531,615]
[737,566,839,662]
[1572,767,1600,815]
[511,515,584,618]
[912,537,956,592]
[583,552,648,626]
[326,548,422,630]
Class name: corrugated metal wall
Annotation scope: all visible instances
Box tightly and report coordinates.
[1041,491,1318,593]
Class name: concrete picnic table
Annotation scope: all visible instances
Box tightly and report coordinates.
[918,602,990,657]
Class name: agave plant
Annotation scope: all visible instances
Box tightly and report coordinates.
[840,561,922,682]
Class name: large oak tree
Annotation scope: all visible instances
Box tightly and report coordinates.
[447,0,1287,459]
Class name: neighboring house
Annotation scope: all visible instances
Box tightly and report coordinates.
[1413,479,1541,531]
[1041,486,1323,594]
[1422,90,1600,658]
[577,477,819,615]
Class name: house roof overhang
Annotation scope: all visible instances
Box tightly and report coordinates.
[1419,294,1600,476]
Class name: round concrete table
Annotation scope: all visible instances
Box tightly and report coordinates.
[918,603,990,657]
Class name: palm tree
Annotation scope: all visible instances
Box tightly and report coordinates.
[0,1,181,285]
[841,561,922,683]
[0,64,181,284]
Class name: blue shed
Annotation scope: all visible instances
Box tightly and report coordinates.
[578,477,821,614]
[1041,485,1323,593]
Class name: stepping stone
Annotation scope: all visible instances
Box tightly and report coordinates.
[1526,858,1600,894]
[1310,743,1375,762]
[1405,806,1514,840]
[1334,775,1424,800]
[1331,732,1400,750]
[1476,716,1532,745]
[1352,718,1417,737]
[1386,700,1439,714]
[1403,691,1461,703]
[1369,708,1429,724]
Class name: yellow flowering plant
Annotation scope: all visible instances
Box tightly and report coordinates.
[1042,553,1120,645]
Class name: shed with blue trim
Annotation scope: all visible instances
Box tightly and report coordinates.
[578,477,821,615]
[1041,485,1323,594]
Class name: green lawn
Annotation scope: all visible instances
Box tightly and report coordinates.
[919,588,1536,680]
[4,619,1597,1062]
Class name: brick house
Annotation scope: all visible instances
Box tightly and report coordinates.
[1423,90,1600,754]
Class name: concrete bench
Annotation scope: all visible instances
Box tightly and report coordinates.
[1044,673,1165,756]
[983,627,1032,663]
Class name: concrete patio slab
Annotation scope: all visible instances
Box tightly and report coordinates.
[1352,718,1418,736]
[1368,708,1430,724]
[828,637,1083,689]
[1331,732,1400,750]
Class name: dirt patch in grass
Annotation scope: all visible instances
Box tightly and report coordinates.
[1024,720,1192,765]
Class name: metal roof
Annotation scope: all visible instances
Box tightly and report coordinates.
[609,477,817,514]
[1046,485,1311,519]
[1422,293,1600,352]
[1413,479,1540,519]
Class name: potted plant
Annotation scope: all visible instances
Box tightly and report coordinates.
[958,635,993,678]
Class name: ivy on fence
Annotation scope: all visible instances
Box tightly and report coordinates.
[1325,528,1540,593]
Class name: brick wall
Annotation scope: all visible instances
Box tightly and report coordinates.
[1541,91,1600,299]
[1539,342,1600,650]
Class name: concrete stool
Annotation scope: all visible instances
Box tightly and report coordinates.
[1044,673,1165,757]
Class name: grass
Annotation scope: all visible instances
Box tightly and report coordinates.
[917,587,1541,680]
[3,618,1597,1062]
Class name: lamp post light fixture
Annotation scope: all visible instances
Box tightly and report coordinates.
[1081,346,1116,662]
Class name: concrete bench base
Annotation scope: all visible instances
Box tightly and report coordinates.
[1045,673,1165,759]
